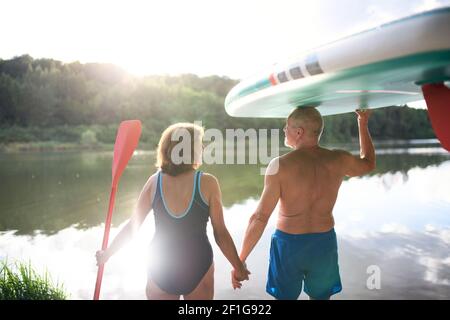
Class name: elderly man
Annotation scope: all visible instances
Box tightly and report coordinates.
[233,107,375,300]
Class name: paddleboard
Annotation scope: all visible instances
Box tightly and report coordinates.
[224,7,450,118]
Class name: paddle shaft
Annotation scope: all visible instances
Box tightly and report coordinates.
[93,185,117,300]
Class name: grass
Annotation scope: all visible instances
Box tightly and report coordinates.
[0,259,68,300]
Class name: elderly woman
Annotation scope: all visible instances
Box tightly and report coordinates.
[96,122,249,299]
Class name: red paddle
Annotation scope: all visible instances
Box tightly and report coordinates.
[93,120,142,300]
[422,83,450,152]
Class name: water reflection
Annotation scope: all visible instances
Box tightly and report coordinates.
[1,145,449,235]
[1,156,449,299]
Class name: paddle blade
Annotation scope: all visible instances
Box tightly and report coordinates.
[112,120,142,186]
[422,84,450,152]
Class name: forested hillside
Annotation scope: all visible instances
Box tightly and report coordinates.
[0,55,435,148]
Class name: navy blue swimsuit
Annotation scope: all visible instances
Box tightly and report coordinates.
[149,170,213,295]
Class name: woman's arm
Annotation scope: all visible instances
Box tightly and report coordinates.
[96,173,157,265]
[204,174,249,285]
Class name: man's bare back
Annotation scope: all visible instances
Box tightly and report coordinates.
[277,146,346,234]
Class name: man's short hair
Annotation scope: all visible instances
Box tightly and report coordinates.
[288,107,324,139]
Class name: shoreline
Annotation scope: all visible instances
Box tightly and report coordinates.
[0,142,156,153]
[0,138,440,154]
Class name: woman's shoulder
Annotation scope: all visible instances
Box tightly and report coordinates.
[198,172,221,202]
[199,171,219,185]
[199,172,221,195]
[142,171,159,193]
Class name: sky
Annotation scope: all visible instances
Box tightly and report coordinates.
[1,0,449,79]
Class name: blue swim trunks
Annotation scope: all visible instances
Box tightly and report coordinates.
[266,228,342,300]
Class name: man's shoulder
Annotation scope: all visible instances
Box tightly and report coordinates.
[274,153,293,169]
[285,147,349,164]
[275,151,301,170]
[328,148,352,157]
[279,147,336,160]
[278,149,300,161]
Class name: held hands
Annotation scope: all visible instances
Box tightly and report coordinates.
[355,108,372,124]
[231,261,251,290]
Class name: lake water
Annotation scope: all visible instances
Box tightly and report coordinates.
[1,140,449,299]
